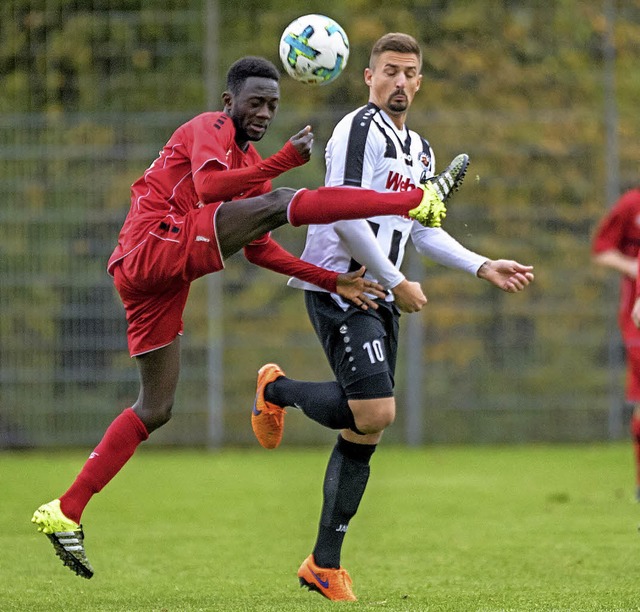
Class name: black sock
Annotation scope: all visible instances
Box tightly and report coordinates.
[266,377,360,432]
[312,434,377,569]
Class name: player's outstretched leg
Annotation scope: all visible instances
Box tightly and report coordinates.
[409,153,470,228]
[286,154,469,230]
[32,499,94,579]
[297,554,357,602]
[251,363,286,449]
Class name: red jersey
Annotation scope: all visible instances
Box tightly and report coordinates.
[110,112,274,272]
[592,188,640,332]
[107,111,339,292]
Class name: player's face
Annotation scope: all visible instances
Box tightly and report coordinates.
[225,76,280,146]
[365,52,422,123]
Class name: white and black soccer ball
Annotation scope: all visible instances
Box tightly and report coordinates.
[279,14,349,85]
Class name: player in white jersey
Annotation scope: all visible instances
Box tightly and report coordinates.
[288,103,486,306]
[251,33,534,601]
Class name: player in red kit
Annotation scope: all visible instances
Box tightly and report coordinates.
[593,186,640,501]
[31,56,467,579]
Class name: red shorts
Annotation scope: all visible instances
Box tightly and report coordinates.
[111,203,225,357]
[620,307,640,401]
[625,346,640,404]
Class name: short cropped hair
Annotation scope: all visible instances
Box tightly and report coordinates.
[226,56,280,95]
[369,33,422,71]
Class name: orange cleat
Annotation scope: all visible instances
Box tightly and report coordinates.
[297,554,357,602]
[251,363,286,449]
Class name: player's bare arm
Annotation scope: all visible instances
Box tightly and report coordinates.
[336,266,386,310]
[592,249,638,279]
[477,260,535,293]
[391,279,427,313]
[632,297,640,329]
[289,125,313,161]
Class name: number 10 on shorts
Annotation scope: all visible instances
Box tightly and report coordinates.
[362,340,385,364]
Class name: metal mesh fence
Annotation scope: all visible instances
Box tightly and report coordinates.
[0,1,635,448]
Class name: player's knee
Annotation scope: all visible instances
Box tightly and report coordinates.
[353,403,395,434]
[155,403,174,429]
[134,400,174,433]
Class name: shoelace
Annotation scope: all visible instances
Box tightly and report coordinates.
[261,404,286,417]
[332,568,353,593]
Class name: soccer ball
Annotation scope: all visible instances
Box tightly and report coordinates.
[279,14,349,85]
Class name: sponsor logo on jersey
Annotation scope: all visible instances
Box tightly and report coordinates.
[385,170,416,192]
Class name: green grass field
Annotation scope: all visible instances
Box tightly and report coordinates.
[3,443,639,611]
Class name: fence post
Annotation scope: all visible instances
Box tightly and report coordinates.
[204,0,224,448]
[603,0,624,440]
[404,249,424,446]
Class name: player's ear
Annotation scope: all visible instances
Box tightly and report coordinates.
[221,91,232,110]
[364,68,373,86]
[416,74,422,91]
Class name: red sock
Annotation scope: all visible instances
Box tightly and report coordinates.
[59,408,149,523]
[287,186,423,227]
[631,415,640,486]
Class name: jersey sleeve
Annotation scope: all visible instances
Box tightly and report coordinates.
[333,219,405,289]
[194,141,306,204]
[189,114,234,175]
[243,235,339,293]
[411,225,487,275]
[188,115,307,203]
[592,194,636,254]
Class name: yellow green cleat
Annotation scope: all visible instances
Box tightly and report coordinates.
[32,499,94,579]
[409,153,470,228]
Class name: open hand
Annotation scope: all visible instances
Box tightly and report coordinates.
[336,266,386,310]
[477,260,535,292]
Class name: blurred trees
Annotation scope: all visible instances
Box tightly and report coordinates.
[2,0,640,444]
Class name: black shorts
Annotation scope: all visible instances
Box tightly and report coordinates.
[304,291,400,400]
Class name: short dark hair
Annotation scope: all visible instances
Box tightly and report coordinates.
[369,33,422,71]
[226,56,280,95]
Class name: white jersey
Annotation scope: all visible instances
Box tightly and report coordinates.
[288,103,486,304]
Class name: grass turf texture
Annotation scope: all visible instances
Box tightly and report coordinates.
[3,444,639,611]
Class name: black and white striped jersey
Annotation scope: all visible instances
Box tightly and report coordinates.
[288,103,485,301]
